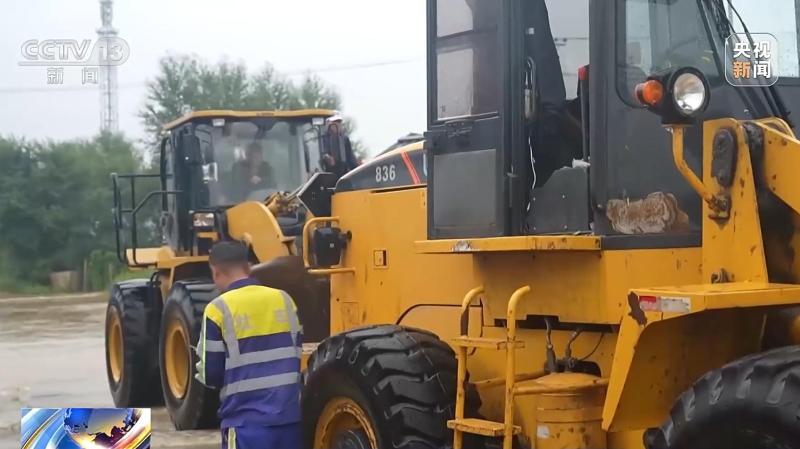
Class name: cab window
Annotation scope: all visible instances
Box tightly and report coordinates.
[544,0,589,100]
[617,0,721,106]
[723,0,800,77]
[435,0,501,120]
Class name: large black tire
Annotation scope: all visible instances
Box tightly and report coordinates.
[105,279,164,407]
[303,325,482,449]
[645,346,800,449]
[159,280,219,430]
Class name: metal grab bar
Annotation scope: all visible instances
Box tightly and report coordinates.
[669,125,727,214]
[111,172,180,267]
[503,285,531,449]
[513,377,609,396]
[459,286,485,336]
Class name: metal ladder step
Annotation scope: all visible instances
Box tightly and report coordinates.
[450,336,525,350]
[447,418,522,437]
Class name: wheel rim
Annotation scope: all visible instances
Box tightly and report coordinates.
[165,317,190,399]
[108,310,123,384]
[314,397,378,449]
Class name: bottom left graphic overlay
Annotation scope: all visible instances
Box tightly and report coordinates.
[20,408,151,449]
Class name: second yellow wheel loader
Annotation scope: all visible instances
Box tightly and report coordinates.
[105,109,336,428]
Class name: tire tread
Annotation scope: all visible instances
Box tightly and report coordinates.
[305,325,482,449]
[646,346,800,449]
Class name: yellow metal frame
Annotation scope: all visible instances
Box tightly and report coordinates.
[449,286,529,449]
[453,286,483,449]
[501,286,531,447]
[602,118,800,433]
[416,235,601,254]
[449,284,612,449]
[670,126,726,215]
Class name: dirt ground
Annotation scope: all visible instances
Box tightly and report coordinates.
[0,292,218,448]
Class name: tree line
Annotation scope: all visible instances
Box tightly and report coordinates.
[0,54,358,293]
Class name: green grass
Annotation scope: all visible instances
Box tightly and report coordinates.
[112,269,153,283]
[0,267,153,298]
[0,277,60,297]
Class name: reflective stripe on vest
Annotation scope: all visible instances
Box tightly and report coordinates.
[214,292,301,400]
[204,339,225,353]
[280,290,302,357]
[220,372,299,399]
[216,298,240,359]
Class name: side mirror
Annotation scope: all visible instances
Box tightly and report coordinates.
[182,135,203,165]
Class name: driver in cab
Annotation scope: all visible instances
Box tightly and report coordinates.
[227,142,275,203]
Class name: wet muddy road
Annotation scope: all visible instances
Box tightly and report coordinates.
[0,293,218,448]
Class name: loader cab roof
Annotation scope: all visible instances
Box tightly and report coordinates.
[162,109,337,132]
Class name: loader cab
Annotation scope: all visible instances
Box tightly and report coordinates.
[159,111,332,254]
[425,0,800,241]
[112,110,333,265]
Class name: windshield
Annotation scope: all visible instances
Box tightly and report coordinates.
[617,0,721,104]
[618,0,800,104]
[195,119,323,206]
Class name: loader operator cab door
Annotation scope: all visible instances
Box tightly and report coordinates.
[426,0,507,238]
[161,129,209,254]
[426,0,590,238]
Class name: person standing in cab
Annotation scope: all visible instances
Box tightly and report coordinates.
[321,115,359,179]
[195,241,302,449]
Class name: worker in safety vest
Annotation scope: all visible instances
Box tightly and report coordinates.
[195,240,302,449]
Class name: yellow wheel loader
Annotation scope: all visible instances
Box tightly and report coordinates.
[295,0,800,448]
[105,109,337,428]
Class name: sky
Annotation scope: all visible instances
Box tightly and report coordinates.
[0,0,428,156]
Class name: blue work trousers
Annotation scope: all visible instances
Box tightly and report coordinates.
[221,422,301,449]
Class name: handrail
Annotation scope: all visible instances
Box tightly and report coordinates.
[513,377,609,396]
[453,285,485,449]
[459,286,485,336]
[503,285,531,449]
[111,171,179,268]
[473,371,545,390]
[129,190,181,267]
[670,125,725,213]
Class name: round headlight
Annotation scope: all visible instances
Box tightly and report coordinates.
[673,72,707,116]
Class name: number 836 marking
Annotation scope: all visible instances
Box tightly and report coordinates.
[375,164,396,183]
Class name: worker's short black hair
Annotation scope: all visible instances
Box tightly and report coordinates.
[209,241,249,269]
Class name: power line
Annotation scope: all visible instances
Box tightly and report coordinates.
[0,83,144,94]
[284,57,421,76]
[0,57,423,95]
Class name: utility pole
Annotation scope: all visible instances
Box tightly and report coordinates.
[98,0,119,132]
